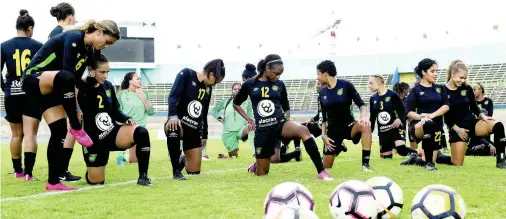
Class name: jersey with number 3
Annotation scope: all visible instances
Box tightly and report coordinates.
[24,30,90,81]
[369,89,405,133]
[233,79,290,129]
[0,37,43,96]
[168,68,212,137]
[78,80,129,141]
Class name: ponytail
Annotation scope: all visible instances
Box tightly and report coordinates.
[446,59,468,85]
[121,72,136,90]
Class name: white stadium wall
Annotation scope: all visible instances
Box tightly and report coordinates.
[107,41,506,84]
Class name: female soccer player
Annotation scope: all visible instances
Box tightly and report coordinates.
[443,60,505,168]
[404,58,449,171]
[116,72,155,166]
[165,59,225,180]
[79,54,152,186]
[1,10,43,180]
[317,60,372,171]
[474,83,494,117]
[393,82,418,150]
[21,19,120,191]
[49,2,76,38]
[211,83,253,158]
[233,54,332,180]
[48,2,82,183]
[369,75,417,159]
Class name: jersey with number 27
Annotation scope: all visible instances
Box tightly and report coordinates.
[0,37,43,96]
[234,79,290,129]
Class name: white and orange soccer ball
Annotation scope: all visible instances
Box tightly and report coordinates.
[411,184,466,219]
[329,180,380,219]
[366,176,404,218]
[264,182,315,216]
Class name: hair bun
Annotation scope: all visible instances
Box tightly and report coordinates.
[50,7,60,17]
[19,9,29,16]
[245,63,256,71]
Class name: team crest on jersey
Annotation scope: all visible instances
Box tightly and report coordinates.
[461,90,467,96]
[337,88,343,95]
[485,101,489,105]
[95,112,114,139]
[206,87,210,94]
[106,90,111,97]
[257,100,275,117]
[187,100,203,118]
[272,85,278,91]
[385,96,391,102]
[436,87,441,93]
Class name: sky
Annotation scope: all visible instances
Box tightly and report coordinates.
[1,0,505,64]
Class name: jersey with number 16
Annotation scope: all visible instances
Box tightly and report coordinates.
[0,37,43,96]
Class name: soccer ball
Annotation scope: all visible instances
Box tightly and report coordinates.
[366,176,403,218]
[264,205,320,219]
[264,182,315,215]
[329,180,380,219]
[411,184,466,219]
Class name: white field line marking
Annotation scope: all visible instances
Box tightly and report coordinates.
[1,158,370,202]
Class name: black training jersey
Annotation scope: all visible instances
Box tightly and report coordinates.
[48,26,64,39]
[369,89,405,133]
[24,30,90,80]
[444,85,481,129]
[476,97,494,117]
[406,83,449,128]
[168,68,212,138]
[1,37,43,95]
[234,78,289,129]
[319,79,365,128]
[78,80,129,141]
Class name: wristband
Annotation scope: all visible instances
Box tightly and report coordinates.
[76,108,81,113]
[321,135,327,139]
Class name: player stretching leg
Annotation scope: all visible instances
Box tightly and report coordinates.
[79,54,152,185]
[1,10,43,180]
[401,58,449,171]
[316,60,372,171]
[48,2,82,183]
[369,75,417,159]
[22,20,120,191]
[440,60,506,168]
[234,54,332,180]
[165,59,226,180]
[211,83,254,158]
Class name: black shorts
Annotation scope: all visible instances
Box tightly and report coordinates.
[378,128,406,153]
[449,119,478,144]
[324,122,361,155]
[82,125,122,167]
[254,120,287,159]
[165,122,202,152]
[39,92,63,113]
[303,122,322,138]
[408,121,420,144]
[4,95,42,123]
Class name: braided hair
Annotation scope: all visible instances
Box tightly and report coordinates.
[203,59,225,83]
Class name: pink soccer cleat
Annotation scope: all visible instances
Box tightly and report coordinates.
[14,171,24,178]
[24,174,33,181]
[69,128,93,147]
[317,170,334,181]
[248,162,256,173]
[45,183,77,191]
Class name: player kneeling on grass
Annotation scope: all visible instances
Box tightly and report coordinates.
[369,75,417,159]
[78,55,152,186]
[165,59,225,180]
[233,54,332,180]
